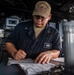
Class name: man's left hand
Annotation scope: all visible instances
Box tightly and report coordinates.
[34,51,52,64]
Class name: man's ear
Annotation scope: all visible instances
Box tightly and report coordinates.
[48,14,51,20]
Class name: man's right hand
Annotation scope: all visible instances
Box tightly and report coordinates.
[13,49,27,60]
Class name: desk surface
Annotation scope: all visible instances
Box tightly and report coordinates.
[0,63,25,75]
[0,56,73,75]
[0,52,25,75]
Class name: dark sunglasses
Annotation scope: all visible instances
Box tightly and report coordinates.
[34,15,47,20]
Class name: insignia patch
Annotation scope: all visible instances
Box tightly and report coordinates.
[38,3,47,10]
[44,42,52,49]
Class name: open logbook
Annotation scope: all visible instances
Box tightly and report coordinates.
[7,57,64,75]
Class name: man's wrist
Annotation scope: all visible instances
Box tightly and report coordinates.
[46,51,52,59]
[12,51,17,58]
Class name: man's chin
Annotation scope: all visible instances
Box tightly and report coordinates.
[35,25,43,28]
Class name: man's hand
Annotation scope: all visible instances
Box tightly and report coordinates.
[35,51,52,64]
[13,49,27,60]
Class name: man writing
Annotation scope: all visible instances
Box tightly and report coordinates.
[6,1,61,64]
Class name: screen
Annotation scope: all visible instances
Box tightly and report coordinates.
[6,18,19,27]
[9,20,17,24]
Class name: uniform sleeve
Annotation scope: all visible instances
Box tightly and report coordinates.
[52,29,62,51]
[6,24,20,46]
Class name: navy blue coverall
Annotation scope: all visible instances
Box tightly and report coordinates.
[6,21,61,59]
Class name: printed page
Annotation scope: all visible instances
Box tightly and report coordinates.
[7,57,64,75]
[52,57,64,62]
[50,57,64,66]
[7,58,55,75]
[7,58,33,65]
[19,62,55,75]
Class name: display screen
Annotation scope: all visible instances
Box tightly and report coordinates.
[6,18,19,27]
[9,20,17,24]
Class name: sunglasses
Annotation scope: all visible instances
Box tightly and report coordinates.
[33,15,48,20]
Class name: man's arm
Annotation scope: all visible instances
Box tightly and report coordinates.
[35,50,60,64]
[6,42,17,57]
[6,42,27,60]
[47,50,60,59]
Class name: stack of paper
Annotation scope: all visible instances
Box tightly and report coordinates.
[19,62,55,75]
[52,57,64,63]
[7,58,33,65]
[7,57,64,75]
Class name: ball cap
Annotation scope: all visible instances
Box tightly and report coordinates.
[32,1,51,18]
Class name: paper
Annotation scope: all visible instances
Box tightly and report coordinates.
[7,58,33,65]
[19,62,55,75]
[49,57,64,66]
[7,57,64,75]
[52,57,64,63]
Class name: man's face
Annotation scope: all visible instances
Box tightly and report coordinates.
[33,15,51,28]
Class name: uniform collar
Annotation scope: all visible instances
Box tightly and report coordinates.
[44,23,51,34]
[28,22,50,40]
[28,22,35,40]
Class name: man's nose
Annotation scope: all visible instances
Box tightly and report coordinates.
[37,17,42,21]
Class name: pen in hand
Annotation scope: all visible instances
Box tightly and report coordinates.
[13,49,27,60]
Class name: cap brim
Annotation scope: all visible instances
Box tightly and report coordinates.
[32,11,48,18]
